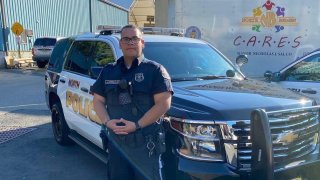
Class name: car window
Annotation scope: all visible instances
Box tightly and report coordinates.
[64,41,96,76]
[283,54,320,81]
[143,42,240,79]
[48,38,72,72]
[34,38,57,46]
[92,41,115,66]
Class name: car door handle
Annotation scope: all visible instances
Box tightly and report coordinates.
[301,89,317,94]
[59,79,66,83]
[80,87,89,93]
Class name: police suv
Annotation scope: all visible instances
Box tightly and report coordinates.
[45,28,320,179]
[264,49,320,104]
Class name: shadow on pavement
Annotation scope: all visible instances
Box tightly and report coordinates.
[0,68,45,77]
[0,123,108,180]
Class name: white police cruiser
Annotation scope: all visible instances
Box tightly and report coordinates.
[45,28,320,179]
[264,49,320,104]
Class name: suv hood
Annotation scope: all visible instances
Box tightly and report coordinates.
[169,78,312,120]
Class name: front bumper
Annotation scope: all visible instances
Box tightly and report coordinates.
[176,157,239,179]
[166,106,320,179]
[274,150,320,179]
[175,151,320,179]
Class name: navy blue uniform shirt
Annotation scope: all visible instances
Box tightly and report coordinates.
[91,56,173,135]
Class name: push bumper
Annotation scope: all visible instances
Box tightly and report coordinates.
[173,107,320,179]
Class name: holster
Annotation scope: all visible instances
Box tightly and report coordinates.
[145,124,166,155]
[156,131,166,154]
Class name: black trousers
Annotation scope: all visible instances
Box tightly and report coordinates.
[107,131,163,180]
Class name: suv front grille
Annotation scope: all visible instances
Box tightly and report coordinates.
[269,109,319,163]
[225,107,320,173]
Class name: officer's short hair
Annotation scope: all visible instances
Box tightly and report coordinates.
[120,25,142,37]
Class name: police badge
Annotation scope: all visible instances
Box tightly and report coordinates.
[135,73,144,82]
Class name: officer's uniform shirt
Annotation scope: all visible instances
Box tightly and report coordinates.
[91,55,173,135]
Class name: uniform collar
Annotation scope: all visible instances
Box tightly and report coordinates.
[117,55,145,72]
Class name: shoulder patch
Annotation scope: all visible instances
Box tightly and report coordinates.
[160,65,171,80]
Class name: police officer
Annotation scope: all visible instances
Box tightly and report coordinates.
[91,24,173,180]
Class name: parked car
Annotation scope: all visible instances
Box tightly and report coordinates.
[45,29,320,179]
[264,49,320,103]
[32,37,64,68]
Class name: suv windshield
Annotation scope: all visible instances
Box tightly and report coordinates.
[34,38,57,46]
[143,42,243,81]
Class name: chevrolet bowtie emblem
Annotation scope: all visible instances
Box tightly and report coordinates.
[274,130,299,145]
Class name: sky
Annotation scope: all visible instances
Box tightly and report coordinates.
[109,0,133,10]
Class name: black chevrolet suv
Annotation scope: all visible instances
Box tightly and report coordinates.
[45,30,320,179]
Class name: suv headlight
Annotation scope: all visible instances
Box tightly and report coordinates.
[170,117,224,161]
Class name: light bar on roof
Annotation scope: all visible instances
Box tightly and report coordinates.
[97,25,122,31]
[96,25,185,36]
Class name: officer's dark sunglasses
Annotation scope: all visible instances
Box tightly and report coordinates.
[120,36,141,44]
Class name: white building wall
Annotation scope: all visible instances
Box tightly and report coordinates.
[155,0,320,78]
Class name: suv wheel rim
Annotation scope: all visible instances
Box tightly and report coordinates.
[52,108,63,139]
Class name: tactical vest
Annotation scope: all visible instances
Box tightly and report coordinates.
[103,59,161,135]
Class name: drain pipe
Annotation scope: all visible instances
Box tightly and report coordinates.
[89,0,92,32]
[0,0,8,56]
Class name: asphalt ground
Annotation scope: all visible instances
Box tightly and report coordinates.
[0,68,107,180]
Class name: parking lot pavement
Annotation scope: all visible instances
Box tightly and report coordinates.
[0,108,107,180]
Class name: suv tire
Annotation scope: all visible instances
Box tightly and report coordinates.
[36,61,47,68]
[51,103,73,145]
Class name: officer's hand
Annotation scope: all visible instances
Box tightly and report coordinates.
[112,118,136,134]
[106,119,127,134]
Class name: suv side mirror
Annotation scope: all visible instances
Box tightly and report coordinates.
[226,69,235,77]
[264,70,273,82]
[90,66,103,79]
[264,71,281,82]
[235,55,248,68]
